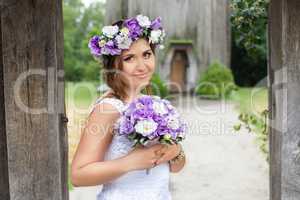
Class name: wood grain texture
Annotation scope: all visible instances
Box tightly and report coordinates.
[0,7,11,199]
[1,0,68,199]
[268,0,300,199]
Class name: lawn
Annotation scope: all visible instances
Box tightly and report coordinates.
[65,81,100,109]
[65,81,101,191]
[228,87,269,161]
[228,87,268,114]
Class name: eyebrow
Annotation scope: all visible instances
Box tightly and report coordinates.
[122,49,152,58]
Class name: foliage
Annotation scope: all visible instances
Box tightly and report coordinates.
[228,87,268,113]
[195,61,238,99]
[230,0,269,60]
[146,73,170,99]
[63,0,105,81]
[234,110,269,162]
[230,0,269,86]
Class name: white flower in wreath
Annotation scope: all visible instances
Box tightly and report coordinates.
[98,39,106,47]
[101,47,110,55]
[134,119,158,137]
[120,27,130,37]
[102,25,119,38]
[160,29,166,40]
[149,29,162,44]
[115,35,132,49]
[136,14,151,28]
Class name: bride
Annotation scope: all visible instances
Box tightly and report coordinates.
[71,14,186,200]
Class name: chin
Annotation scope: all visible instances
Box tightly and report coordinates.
[135,80,150,89]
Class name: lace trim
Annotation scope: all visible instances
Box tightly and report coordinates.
[88,97,126,115]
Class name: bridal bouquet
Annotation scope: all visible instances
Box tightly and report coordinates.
[115,95,187,174]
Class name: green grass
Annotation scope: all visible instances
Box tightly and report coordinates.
[65,81,100,191]
[228,87,269,161]
[68,163,73,191]
[228,87,268,113]
[65,81,100,109]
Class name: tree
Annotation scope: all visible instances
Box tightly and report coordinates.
[230,0,269,86]
[63,0,105,81]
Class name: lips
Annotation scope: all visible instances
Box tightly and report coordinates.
[135,73,148,78]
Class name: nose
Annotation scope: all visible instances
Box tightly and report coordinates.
[136,57,148,72]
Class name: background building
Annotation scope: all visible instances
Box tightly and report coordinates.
[105,0,231,93]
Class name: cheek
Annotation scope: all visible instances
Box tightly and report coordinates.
[147,57,156,71]
[122,63,135,75]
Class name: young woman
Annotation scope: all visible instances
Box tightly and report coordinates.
[71,15,186,200]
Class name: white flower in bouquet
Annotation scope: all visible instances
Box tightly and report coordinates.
[134,119,158,137]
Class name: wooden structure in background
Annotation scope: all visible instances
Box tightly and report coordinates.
[105,0,231,93]
[268,0,300,200]
[0,1,68,199]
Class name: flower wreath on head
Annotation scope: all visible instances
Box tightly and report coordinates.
[88,14,166,58]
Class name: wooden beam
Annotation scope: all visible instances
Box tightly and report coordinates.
[0,7,11,199]
[0,0,68,199]
[268,0,300,199]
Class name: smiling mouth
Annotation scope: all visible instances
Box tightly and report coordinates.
[135,73,148,78]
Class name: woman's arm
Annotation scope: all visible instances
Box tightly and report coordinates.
[71,156,132,187]
[71,102,131,187]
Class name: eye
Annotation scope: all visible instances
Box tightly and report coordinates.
[143,51,152,59]
[123,56,134,62]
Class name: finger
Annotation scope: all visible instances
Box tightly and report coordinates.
[155,148,167,156]
[156,155,167,165]
[156,145,169,154]
[152,144,164,149]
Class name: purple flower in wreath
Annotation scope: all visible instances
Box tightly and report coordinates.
[88,36,102,57]
[101,40,121,55]
[124,17,143,40]
[150,17,162,30]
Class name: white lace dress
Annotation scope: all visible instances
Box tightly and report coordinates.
[89,96,172,200]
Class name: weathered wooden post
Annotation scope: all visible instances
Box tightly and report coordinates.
[268,0,300,199]
[0,1,68,200]
[0,15,10,199]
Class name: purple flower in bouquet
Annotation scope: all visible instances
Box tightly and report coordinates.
[117,95,187,147]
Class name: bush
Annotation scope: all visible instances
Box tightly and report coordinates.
[234,110,269,162]
[195,61,237,99]
[147,73,169,98]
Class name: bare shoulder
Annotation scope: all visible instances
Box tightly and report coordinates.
[71,99,121,170]
[100,89,115,99]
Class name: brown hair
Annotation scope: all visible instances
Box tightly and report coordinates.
[101,20,156,101]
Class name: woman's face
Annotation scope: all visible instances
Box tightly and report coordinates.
[117,38,155,91]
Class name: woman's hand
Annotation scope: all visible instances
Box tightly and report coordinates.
[125,144,165,171]
[154,143,181,165]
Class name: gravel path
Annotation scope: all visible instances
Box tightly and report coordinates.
[69,96,269,200]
